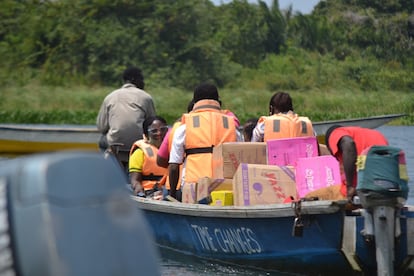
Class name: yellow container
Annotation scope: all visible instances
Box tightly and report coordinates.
[210,190,233,206]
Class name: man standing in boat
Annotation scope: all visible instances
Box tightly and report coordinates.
[168,83,239,200]
[325,125,389,202]
[96,66,156,171]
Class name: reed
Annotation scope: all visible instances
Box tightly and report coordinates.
[1,51,413,125]
[1,84,412,126]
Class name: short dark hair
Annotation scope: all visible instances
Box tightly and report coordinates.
[192,83,219,103]
[187,99,195,113]
[243,117,259,142]
[325,124,342,152]
[123,67,145,89]
[143,116,167,136]
[269,92,293,114]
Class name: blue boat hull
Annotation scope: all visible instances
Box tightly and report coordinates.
[134,198,414,274]
[134,199,356,274]
[144,210,350,273]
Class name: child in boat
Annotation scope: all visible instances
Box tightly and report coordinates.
[242,117,258,142]
[129,116,169,198]
[251,91,315,142]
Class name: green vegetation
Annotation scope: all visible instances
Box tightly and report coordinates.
[0,0,413,125]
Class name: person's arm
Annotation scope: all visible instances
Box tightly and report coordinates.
[168,125,186,199]
[156,129,171,168]
[130,172,144,195]
[338,135,357,201]
[129,148,145,195]
[96,99,109,134]
[157,155,169,169]
[144,96,157,119]
[168,163,180,199]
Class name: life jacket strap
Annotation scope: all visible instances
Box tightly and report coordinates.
[142,174,164,181]
[185,146,213,155]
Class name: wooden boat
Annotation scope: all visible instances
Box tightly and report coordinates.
[132,196,414,275]
[312,113,406,136]
[0,113,405,156]
[0,124,100,156]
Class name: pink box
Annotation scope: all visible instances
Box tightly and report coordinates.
[295,155,342,198]
[266,136,318,166]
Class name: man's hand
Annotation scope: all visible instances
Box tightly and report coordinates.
[134,184,144,196]
[347,186,356,202]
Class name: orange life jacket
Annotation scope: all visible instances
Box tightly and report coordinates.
[183,99,237,183]
[261,111,314,141]
[130,140,167,191]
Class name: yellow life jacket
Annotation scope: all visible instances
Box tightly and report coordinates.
[183,99,237,183]
[261,111,314,141]
[130,139,167,191]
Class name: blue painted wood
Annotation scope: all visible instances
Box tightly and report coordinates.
[138,201,352,274]
[135,199,414,274]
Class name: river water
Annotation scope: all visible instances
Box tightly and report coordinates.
[0,125,412,275]
[159,125,414,276]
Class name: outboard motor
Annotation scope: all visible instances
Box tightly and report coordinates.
[356,146,409,276]
[0,151,160,276]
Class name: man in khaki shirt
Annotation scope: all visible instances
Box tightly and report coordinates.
[97,67,156,171]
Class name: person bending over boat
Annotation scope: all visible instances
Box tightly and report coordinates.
[251,91,315,142]
[96,66,156,172]
[129,116,168,198]
[325,125,389,202]
[168,83,241,200]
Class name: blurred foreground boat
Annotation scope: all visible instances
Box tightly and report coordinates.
[0,114,405,156]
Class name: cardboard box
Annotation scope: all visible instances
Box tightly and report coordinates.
[267,136,318,166]
[182,177,232,204]
[213,178,233,191]
[212,142,267,179]
[232,163,297,206]
[295,155,342,198]
[210,190,234,206]
[181,182,197,204]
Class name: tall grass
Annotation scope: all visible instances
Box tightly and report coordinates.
[1,50,413,126]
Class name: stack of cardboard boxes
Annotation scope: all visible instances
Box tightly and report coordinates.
[182,137,343,206]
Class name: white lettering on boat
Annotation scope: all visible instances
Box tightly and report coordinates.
[191,224,262,254]
[191,225,218,252]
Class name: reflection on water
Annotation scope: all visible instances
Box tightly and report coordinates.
[159,247,299,276]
